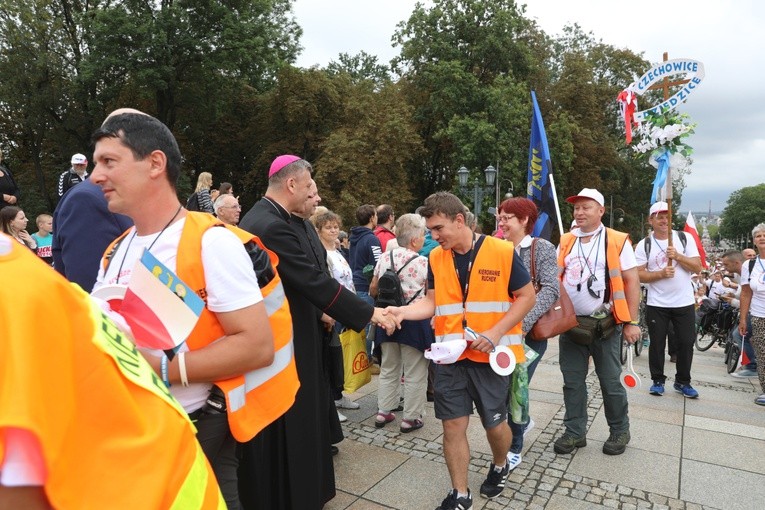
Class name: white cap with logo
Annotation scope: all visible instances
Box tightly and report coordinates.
[71,153,88,165]
[566,188,604,206]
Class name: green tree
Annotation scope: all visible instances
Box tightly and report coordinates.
[315,80,423,223]
[326,51,391,87]
[719,183,765,243]
[392,0,540,220]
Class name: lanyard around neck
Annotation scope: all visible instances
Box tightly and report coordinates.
[452,234,478,328]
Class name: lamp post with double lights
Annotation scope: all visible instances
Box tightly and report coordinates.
[456,165,496,218]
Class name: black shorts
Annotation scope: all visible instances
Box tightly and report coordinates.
[433,360,510,429]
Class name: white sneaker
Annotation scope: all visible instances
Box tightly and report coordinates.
[338,411,348,423]
[523,418,535,439]
[335,395,360,409]
[506,451,522,471]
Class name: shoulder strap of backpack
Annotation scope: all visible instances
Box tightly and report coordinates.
[677,230,687,250]
[530,238,538,287]
[749,258,756,282]
[643,235,651,259]
[397,251,420,274]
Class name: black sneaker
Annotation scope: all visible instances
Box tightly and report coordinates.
[479,463,509,499]
[553,433,587,454]
[435,489,472,510]
[602,431,631,455]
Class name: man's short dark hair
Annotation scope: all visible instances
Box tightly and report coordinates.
[92,113,182,187]
[721,250,744,262]
[356,204,376,226]
[376,204,394,225]
[420,191,468,221]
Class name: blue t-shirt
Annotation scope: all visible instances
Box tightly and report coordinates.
[32,233,53,265]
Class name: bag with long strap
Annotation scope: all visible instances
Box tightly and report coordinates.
[528,238,579,340]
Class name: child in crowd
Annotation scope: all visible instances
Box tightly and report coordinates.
[32,213,54,265]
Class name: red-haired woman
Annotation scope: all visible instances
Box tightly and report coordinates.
[496,197,559,471]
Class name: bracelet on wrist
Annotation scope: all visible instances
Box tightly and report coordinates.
[628,321,640,326]
[160,354,171,387]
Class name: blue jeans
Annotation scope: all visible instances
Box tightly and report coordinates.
[559,325,629,438]
[356,291,375,357]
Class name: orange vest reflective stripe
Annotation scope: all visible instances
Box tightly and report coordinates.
[0,240,225,509]
[430,235,525,363]
[176,212,299,442]
[558,228,633,323]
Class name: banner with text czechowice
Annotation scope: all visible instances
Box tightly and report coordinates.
[632,59,705,122]
[119,249,205,356]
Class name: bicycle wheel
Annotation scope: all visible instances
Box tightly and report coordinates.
[695,327,716,352]
[620,336,628,365]
[634,325,647,357]
[726,343,740,373]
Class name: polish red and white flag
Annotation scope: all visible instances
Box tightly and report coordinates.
[683,211,707,269]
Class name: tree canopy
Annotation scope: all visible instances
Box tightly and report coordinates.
[719,183,765,244]
[0,0,694,240]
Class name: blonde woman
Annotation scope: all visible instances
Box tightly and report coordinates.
[0,206,36,251]
[188,172,214,213]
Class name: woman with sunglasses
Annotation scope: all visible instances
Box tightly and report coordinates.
[496,197,560,471]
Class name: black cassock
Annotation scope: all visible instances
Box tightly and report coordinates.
[238,198,372,510]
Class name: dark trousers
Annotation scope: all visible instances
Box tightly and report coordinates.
[196,412,240,510]
[647,304,696,385]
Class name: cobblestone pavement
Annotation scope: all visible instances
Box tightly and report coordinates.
[329,341,765,509]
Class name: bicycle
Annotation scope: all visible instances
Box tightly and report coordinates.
[695,302,737,352]
[723,308,742,373]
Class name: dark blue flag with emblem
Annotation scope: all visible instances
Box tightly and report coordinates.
[526,91,562,240]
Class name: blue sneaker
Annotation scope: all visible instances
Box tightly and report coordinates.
[673,382,699,398]
[649,381,664,396]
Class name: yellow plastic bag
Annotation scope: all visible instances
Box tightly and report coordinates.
[340,328,372,393]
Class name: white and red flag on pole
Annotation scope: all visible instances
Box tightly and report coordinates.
[683,211,707,269]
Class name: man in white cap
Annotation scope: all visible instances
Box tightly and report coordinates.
[634,201,702,398]
[555,188,641,456]
[57,153,89,198]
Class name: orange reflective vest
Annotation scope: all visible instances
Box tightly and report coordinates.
[0,239,224,509]
[178,212,299,441]
[430,235,525,363]
[558,228,633,323]
[101,212,299,442]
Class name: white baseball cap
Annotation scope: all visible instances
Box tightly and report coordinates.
[566,188,604,206]
[424,339,467,365]
[649,201,669,216]
[71,153,88,165]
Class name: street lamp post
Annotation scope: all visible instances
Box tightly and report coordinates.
[457,165,496,217]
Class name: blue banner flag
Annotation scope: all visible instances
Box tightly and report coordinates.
[526,91,560,240]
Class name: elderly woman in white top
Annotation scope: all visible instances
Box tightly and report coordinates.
[370,213,433,432]
[739,222,765,406]
[312,210,361,419]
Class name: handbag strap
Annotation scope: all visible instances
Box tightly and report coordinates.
[529,238,540,291]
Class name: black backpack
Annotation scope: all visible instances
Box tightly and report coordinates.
[643,230,687,260]
[375,250,421,307]
[186,192,200,212]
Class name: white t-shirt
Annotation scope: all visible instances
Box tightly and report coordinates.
[634,232,699,307]
[741,257,765,318]
[560,230,637,316]
[327,249,355,292]
[93,218,263,412]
